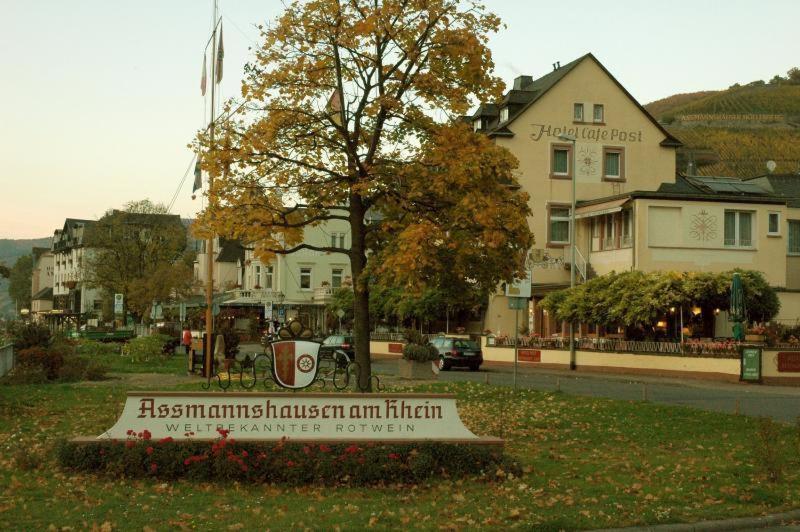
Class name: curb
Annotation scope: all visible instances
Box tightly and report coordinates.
[597,508,800,531]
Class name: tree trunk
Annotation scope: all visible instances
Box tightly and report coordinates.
[349,194,372,392]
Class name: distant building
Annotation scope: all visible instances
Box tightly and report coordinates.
[30,246,53,319]
[193,218,352,334]
[51,218,100,318]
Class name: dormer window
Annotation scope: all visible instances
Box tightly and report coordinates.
[573,103,584,122]
[499,107,509,123]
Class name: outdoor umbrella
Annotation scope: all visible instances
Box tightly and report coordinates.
[729,272,746,341]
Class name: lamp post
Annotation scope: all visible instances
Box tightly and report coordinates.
[557,133,577,370]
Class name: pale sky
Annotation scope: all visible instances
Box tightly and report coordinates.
[1,0,797,239]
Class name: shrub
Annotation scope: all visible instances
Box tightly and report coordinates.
[2,364,48,384]
[128,335,172,362]
[16,347,64,380]
[56,430,514,485]
[10,322,52,350]
[402,343,439,362]
[75,339,119,357]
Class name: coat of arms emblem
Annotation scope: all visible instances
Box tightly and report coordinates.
[268,320,321,389]
[271,340,321,389]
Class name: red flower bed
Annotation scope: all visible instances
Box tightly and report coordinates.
[57,429,511,485]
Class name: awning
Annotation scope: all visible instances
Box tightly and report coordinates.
[574,198,629,219]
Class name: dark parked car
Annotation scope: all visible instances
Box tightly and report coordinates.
[430,337,483,371]
[320,334,355,361]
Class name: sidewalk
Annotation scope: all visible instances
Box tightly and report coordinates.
[597,508,800,531]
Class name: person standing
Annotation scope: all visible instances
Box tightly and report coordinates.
[181,326,193,355]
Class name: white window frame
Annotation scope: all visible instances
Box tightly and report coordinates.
[573,103,584,122]
[548,206,571,245]
[621,209,632,247]
[593,104,604,123]
[552,148,570,177]
[724,210,754,248]
[331,268,343,289]
[499,107,509,123]
[788,220,800,255]
[299,267,312,290]
[264,266,274,289]
[768,212,781,236]
[473,118,482,132]
[254,265,261,288]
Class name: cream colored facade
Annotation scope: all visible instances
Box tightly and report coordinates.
[475,54,800,335]
[194,218,352,332]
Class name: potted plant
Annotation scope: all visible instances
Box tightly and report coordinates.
[399,329,439,379]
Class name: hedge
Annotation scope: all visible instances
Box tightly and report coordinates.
[57,430,512,485]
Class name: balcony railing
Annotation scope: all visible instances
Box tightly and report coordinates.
[226,288,284,303]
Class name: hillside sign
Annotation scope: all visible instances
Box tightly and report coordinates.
[96,391,494,443]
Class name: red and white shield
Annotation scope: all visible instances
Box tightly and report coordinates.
[271,341,321,389]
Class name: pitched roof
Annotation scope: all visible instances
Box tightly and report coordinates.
[744,173,800,208]
[478,53,682,147]
[216,238,245,263]
[32,287,53,301]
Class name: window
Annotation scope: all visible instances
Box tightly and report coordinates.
[603,214,616,249]
[264,266,273,289]
[550,144,572,179]
[331,268,343,289]
[330,232,346,248]
[593,104,604,123]
[768,212,780,236]
[473,118,482,132]
[300,267,312,289]
[254,265,261,287]
[621,209,632,247]
[592,218,600,238]
[548,206,571,245]
[573,103,584,122]
[724,210,753,247]
[788,220,800,254]
[602,147,625,181]
[499,107,509,123]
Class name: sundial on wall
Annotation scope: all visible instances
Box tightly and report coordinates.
[578,145,600,178]
[689,209,717,242]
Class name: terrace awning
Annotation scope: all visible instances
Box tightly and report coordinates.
[574,198,629,219]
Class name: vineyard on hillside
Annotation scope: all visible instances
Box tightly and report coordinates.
[646,74,800,178]
[666,126,800,177]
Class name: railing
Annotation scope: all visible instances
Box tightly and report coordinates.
[0,344,14,378]
[314,286,333,302]
[491,336,740,358]
[227,289,284,302]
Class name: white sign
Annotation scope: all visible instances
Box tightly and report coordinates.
[114,293,124,315]
[271,340,321,389]
[98,392,483,441]
[504,269,532,298]
[264,301,273,320]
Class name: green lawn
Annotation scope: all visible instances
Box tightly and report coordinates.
[1,377,798,530]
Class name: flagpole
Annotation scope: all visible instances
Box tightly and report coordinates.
[204,0,218,381]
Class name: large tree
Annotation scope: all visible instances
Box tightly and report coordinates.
[195,0,533,389]
[85,200,195,323]
[8,255,33,312]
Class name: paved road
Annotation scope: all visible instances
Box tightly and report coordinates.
[238,344,800,423]
[370,357,800,423]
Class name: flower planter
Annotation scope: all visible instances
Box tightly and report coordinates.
[745,334,765,343]
[398,359,438,380]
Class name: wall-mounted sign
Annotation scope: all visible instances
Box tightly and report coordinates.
[529,123,644,143]
[518,349,541,362]
[97,392,486,441]
[264,301,273,320]
[777,352,800,373]
[114,293,124,315]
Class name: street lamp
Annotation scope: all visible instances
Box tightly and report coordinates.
[557,132,577,370]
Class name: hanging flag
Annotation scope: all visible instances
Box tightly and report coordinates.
[193,155,203,193]
[200,54,207,96]
[215,23,224,84]
[327,89,342,126]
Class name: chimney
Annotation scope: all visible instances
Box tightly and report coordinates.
[513,75,533,90]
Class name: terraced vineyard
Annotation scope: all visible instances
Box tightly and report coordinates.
[646,81,800,177]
